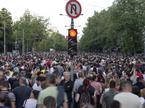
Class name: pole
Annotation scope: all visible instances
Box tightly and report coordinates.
[71,18,74,29]
[27,39,28,53]
[144,32,145,57]
[144,41,145,57]
[45,40,46,52]
[4,22,6,55]
[22,29,25,55]
[70,18,75,58]
[15,30,17,50]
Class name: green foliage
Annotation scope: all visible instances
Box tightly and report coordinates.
[50,32,67,51]
[12,10,49,52]
[0,8,13,52]
[79,0,145,54]
[36,32,67,51]
[12,10,67,52]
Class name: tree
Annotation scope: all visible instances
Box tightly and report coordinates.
[51,32,67,51]
[79,10,112,52]
[0,8,13,53]
[12,10,49,52]
[36,31,67,51]
[111,0,145,54]
[79,0,145,54]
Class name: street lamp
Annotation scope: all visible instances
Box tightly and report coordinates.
[59,13,84,16]
[59,13,83,28]
[3,22,6,55]
[22,29,25,55]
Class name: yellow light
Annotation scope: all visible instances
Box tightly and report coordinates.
[69,29,77,38]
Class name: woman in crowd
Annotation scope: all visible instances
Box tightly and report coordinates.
[23,90,39,108]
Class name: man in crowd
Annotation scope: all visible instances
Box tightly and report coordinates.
[101,80,118,108]
[13,77,32,108]
[114,81,141,108]
[60,72,74,108]
[37,74,68,108]
[0,81,16,108]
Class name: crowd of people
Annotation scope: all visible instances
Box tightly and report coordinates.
[0,52,145,108]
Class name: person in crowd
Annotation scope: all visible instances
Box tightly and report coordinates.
[101,80,118,108]
[75,78,95,108]
[8,72,19,90]
[60,72,74,108]
[37,74,68,108]
[73,72,85,93]
[13,77,32,108]
[132,86,140,97]
[23,90,39,108]
[90,74,102,108]
[114,81,141,108]
[73,72,85,108]
[134,77,145,90]
[0,71,5,81]
[43,96,56,108]
[140,88,145,108]
[110,100,120,108]
[0,93,10,108]
[32,76,46,91]
[0,81,16,108]
[136,68,144,80]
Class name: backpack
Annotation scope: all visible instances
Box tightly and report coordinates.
[79,91,91,107]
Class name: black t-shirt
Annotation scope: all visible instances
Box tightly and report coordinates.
[13,86,32,108]
[0,106,10,108]
[60,80,74,102]
[8,78,19,90]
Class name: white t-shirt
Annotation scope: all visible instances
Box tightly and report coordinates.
[73,78,84,92]
[143,74,145,81]
[114,92,141,108]
[32,83,42,91]
[24,98,37,108]
[140,97,145,108]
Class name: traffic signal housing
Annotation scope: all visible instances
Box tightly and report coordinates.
[68,29,77,56]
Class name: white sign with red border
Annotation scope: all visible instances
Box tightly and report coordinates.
[66,0,82,19]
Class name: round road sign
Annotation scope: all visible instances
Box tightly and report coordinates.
[66,0,82,19]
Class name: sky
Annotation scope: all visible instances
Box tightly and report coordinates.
[0,0,114,38]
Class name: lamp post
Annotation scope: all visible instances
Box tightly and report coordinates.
[143,31,145,57]
[144,41,145,57]
[71,18,74,29]
[22,29,25,55]
[3,22,6,55]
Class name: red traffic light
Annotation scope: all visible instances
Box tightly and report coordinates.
[69,29,77,38]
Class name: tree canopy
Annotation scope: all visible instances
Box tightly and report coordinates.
[0,8,13,52]
[79,0,145,54]
[0,8,68,54]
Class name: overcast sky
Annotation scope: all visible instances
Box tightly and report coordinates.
[0,0,114,38]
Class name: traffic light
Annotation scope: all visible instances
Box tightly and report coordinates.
[68,29,77,56]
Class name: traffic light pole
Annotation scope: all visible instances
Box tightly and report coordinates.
[69,18,77,59]
[70,18,74,59]
[71,18,74,29]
